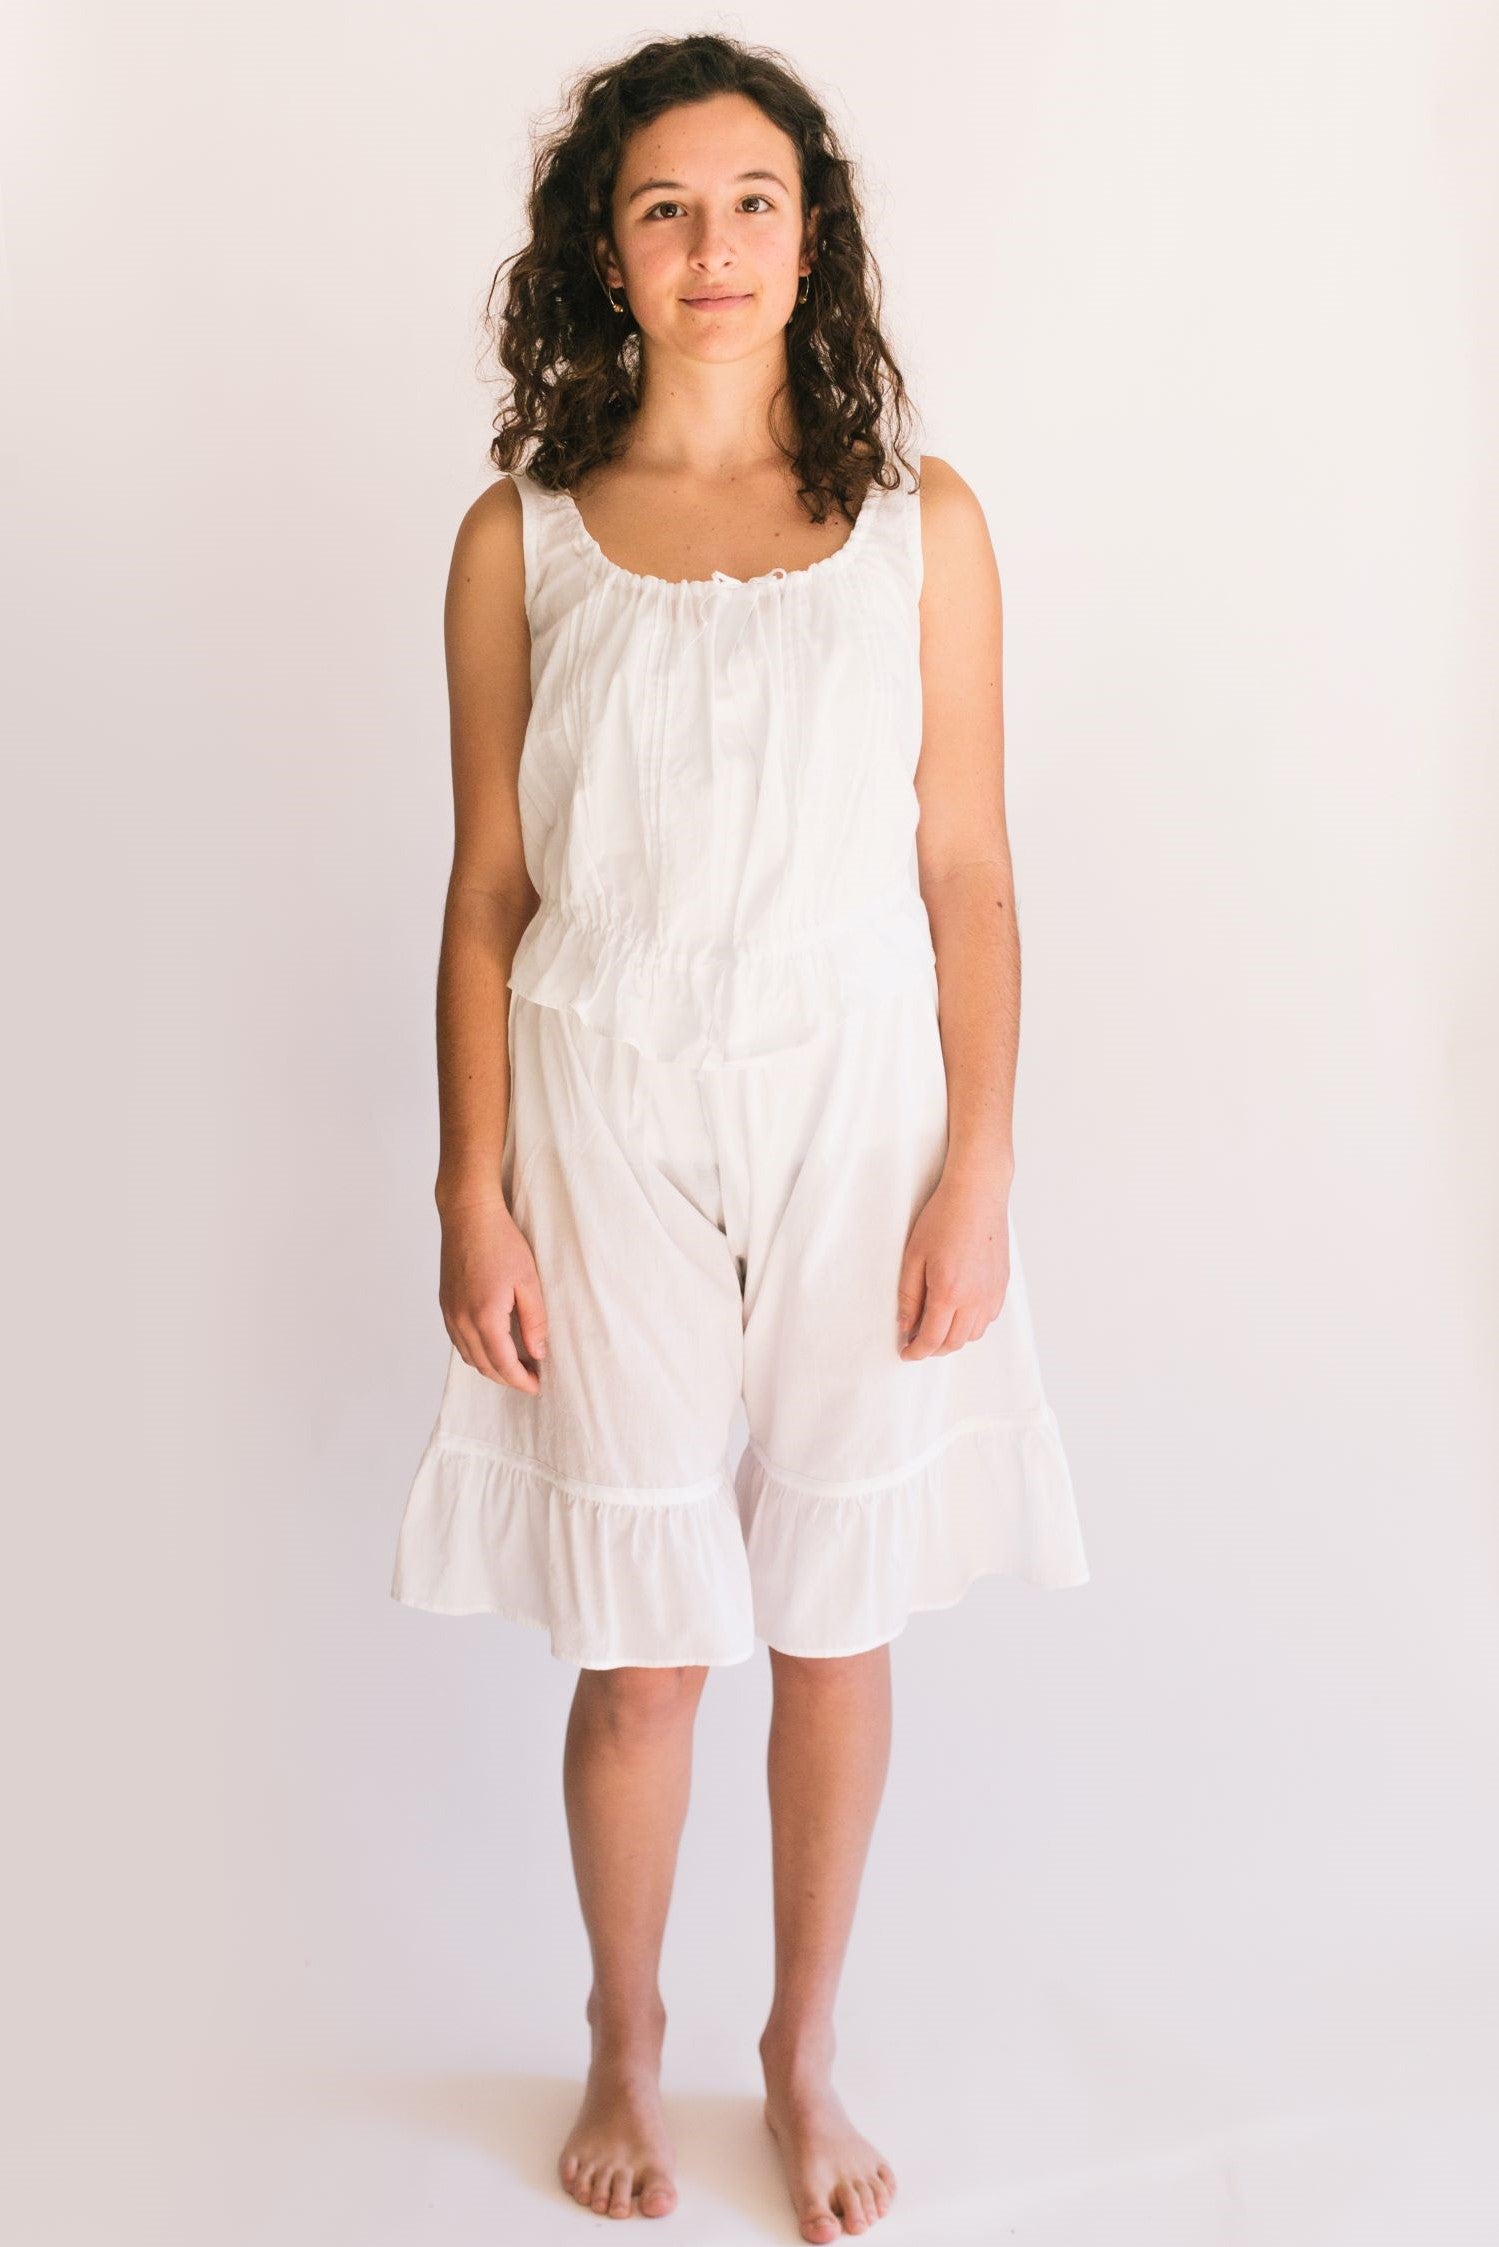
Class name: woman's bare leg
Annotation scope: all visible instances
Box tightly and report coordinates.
[557,1662,707,2220]
[758,1644,900,2242]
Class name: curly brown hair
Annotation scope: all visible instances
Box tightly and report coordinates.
[484,32,920,527]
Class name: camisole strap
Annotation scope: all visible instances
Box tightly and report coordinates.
[902,451,925,597]
[507,465,569,619]
[850,453,925,599]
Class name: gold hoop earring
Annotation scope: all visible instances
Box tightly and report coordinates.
[608,289,626,315]
[798,272,810,304]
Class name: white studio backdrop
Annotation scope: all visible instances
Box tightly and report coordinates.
[3,2,1496,2241]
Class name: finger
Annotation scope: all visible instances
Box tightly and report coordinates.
[443,1311,475,1372]
[452,1291,521,1388]
[477,1311,541,1393]
[511,1269,549,1363]
[451,1311,509,1387]
[902,1287,958,1358]
[443,1309,493,1380]
[895,1262,926,1350]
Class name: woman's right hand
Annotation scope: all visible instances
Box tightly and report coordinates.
[438,1193,549,1393]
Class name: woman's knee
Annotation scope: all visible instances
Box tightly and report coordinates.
[577,1661,708,1736]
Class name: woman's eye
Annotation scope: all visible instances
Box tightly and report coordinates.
[642,196,773,220]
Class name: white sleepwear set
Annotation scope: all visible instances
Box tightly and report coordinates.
[389,454,1089,1666]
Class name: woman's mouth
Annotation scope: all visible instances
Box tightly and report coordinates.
[682,292,753,310]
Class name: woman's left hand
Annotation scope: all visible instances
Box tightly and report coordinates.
[896,1167,1012,1358]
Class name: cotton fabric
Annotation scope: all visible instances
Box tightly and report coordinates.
[390,455,1089,1664]
[501,455,940,1070]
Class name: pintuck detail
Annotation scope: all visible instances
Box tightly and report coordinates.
[505,459,931,1071]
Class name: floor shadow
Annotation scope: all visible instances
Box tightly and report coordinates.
[283,2066,799,2232]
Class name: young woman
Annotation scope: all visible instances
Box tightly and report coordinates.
[390,33,1089,2241]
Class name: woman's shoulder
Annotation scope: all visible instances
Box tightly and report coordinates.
[461,471,527,541]
[907,454,998,583]
[908,452,985,522]
[458,474,528,557]
[450,474,527,588]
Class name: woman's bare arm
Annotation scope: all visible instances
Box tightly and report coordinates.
[427,477,550,1391]
[432,476,539,1219]
[911,454,1020,1196]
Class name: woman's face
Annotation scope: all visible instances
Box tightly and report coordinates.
[601,92,815,363]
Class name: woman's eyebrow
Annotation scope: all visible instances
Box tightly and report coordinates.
[625,169,791,203]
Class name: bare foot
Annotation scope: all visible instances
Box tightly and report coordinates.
[558,2006,678,2220]
[760,2034,897,2242]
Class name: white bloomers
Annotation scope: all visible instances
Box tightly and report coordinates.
[389,971,1090,1669]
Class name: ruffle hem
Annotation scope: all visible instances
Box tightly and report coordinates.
[390,1409,1089,1668]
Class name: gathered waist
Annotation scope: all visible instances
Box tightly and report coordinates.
[507,887,938,1072]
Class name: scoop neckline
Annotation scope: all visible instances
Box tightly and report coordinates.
[551,473,883,592]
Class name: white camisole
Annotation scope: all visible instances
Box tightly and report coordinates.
[506,456,935,1072]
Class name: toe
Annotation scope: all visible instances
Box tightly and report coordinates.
[835,2180,869,2233]
[607,2166,634,2217]
[800,2208,841,2244]
[639,2167,677,2217]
